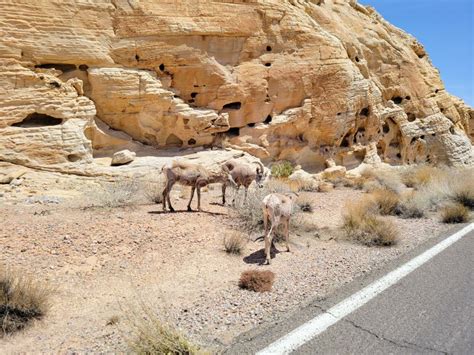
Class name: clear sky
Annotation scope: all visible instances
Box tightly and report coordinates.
[359,0,473,106]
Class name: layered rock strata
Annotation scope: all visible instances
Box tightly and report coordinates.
[0,0,472,174]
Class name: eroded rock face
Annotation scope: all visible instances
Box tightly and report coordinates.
[0,0,472,173]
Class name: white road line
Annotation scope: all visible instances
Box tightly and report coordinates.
[257,223,474,355]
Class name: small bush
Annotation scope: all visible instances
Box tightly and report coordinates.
[297,195,314,213]
[370,188,400,215]
[224,232,246,255]
[127,311,201,354]
[402,165,444,188]
[440,203,470,224]
[396,194,425,219]
[238,270,275,292]
[1,268,52,335]
[271,162,294,178]
[451,171,474,209]
[141,177,165,204]
[92,179,141,207]
[342,200,398,246]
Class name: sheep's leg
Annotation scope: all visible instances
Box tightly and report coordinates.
[187,186,196,212]
[163,181,174,212]
[284,218,290,252]
[265,225,274,265]
[222,183,227,205]
[197,186,202,211]
[232,185,240,206]
[263,207,269,237]
[244,186,249,204]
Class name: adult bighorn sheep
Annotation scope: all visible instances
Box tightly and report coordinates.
[262,192,298,264]
[221,159,266,205]
[162,160,235,212]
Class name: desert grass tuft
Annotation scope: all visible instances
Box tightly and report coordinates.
[126,308,202,355]
[297,195,314,213]
[223,232,247,255]
[440,203,470,224]
[370,188,400,215]
[238,270,275,293]
[342,199,398,246]
[1,267,52,335]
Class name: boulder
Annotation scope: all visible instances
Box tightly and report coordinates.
[111,150,136,166]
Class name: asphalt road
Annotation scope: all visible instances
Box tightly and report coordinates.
[227,226,474,355]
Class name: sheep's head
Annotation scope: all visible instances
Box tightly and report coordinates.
[220,164,238,188]
[253,161,267,188]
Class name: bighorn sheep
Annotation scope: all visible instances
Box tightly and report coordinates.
[221,159,266,205]
[162,160,235,212]
[262,192,298,264]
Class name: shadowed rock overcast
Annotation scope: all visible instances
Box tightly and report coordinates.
[0,0,473,175]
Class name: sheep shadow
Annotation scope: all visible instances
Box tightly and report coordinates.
[148,210,226,216]
[243,242,280,265]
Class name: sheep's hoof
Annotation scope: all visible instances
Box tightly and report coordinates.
[169,207,175,212]
[187,206,192,212]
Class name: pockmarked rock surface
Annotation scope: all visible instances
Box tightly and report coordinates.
[0,0,473,174]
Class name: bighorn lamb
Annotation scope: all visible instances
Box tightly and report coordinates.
[162,160,234,212]
[221,159,266,204]
[262,192,298,264]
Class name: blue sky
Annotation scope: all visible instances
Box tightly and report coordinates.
[359,0,473,106]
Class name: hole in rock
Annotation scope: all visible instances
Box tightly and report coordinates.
[227,127,240,137]
[266,45,272,52]
[432,133,436,137]
[396,153,402,158]
[248,123,256,127]
[49,81,61,88]
[435,89,439,94]
[449,127,455,134]
[188,99,195,103]
[222,102,242,110]
[135,54,140,61]
[392,96,403,104]
[35,63,76,72]
[405,96,411,100]
[159,63,165,71]
[382,123,390,134]
[340,133,351,148]
[67,154,81,162]
[12,113,63,128]
[264,115,272,124]
[190,92,198,98]
[440,108,445,113]
[187,138,196,145]
[420,135,425,139]
[79,64,88,71]
[337,112,342,116]
[418,54,425,59]
[359,107,369,116]
[407,113,416,122]
[264,62,272,67]
[355,56,360,62]
[165,134,183,147]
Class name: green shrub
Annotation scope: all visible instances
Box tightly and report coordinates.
[271,162,294,178]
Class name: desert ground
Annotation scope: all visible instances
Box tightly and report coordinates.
[1,162,464,353]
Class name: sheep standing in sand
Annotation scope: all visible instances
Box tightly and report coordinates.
[221,160,267,205]
[262,192,298,264]
[162,160,235,212]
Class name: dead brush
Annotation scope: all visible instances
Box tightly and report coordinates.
[125,307,202,354]
[1,267,52,335]
[370,188,400,215]
[451,170,474,209]
[223,232,247,255]
[238,270,275,292]
[141,176,165,204]
[297,194,314,213]
[440,203,470,224]
[402,165,444,188]
[342,199,398,246]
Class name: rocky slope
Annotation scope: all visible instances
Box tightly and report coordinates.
[0,0,472,174]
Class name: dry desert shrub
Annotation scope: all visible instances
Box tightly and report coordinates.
[440,203,470,224]
[238,270,275,292]
[396,192,425,219]
[401,165,446,188]
[91,179,141,207]
[141,176,165,204]
[342,199,398,246]
[296,194,314,213]
[224,232,247,255]
[0,268,52,335]
[450,169,474,210]
[271,161,294,178]
[126,309,202,355]
[370,188,400,215]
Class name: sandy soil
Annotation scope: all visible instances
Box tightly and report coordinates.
[0,176,451,353]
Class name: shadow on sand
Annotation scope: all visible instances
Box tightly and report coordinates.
[243,243,280,265]
[148,209,227,216]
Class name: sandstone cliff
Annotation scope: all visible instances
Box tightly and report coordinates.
[1,0,472,173]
